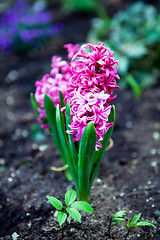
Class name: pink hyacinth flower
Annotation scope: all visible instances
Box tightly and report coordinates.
[65,42,119,150]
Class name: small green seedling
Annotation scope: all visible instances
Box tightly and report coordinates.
[108,210,126,237]
[124,213,156,240]
[46,189,94,226]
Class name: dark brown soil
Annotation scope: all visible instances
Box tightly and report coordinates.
[0,1,160,239]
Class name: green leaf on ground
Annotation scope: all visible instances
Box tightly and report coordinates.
[67,208,81,223]
[65,189,77,207]
[46,196,62,210]
[57,211,67,226]
[136,221,156,228]
[71,201,94,213]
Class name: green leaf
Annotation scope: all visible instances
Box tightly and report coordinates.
[30,93,40,115]
[59,91,65,108]
[112,218,125,224]
[65,189,77,207]
[126,74,141,100]
[112,210,126,219]
[89,106,115,189]
[136,221,156,228]
[56,104,79,190]
[71,201,94,213]
[57,211,67,226]
[131,213,141,226]
[125,218,130,230]
[125,223,130,230]
[44,94,67,166]
[78,122,97,201]
[46,196,62,210]
[66,101,78,175]
[67,208,81,223]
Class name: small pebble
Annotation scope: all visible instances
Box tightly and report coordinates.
[22,130,29,138]
[7,112,15,121]
[152,132,160,141]
[12,232,19,240]
[39,144,48,152]
[6,70,18,83]
[150,149,156,155]
[10,172,16,178]
[8,177,13,182]
[6,96,14,105]
[96,178,102,183]
[27,221,32,228]
[154,123,160,129]
[0,158,5,165]
[125,121,133,129]
[32,143,38,150]
[154,210,160,218]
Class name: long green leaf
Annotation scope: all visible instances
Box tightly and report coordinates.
[44,94,67,165]
[57,211,67,226]
[30,93,40,115]
[71,201,94,213]
[66,101,78,174]
[46,196,62,210]
[59,91,65,108]
[89,106,115,189]
[126,74,141,100]
[56,105,79,190]
[67,208,81,223]
[78,122,97,201]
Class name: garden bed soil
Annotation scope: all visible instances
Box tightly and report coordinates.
[0,1,160,239]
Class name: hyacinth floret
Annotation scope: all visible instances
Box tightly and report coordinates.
[64,42,119,150]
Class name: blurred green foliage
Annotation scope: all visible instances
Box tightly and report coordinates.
[88,2,160,99]
[60,0,106,17]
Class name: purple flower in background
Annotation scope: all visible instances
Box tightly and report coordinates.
[0,0,64,53]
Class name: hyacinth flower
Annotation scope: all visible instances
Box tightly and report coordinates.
[31,42,119,201]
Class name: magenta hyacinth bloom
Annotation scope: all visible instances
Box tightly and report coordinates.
[64,42,119,150]
[34,42,119,148]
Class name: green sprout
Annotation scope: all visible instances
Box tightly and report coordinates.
[46,189,94,227]
[108,211,156,239]
[108,210,126,237]
[124,213,156,240]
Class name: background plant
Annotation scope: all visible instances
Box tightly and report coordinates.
[124,213,155,240]
[60,0,106,17]
[108,210,126,237]
[46,189,93,226]
[107,211,156,239]
[87,1,160,99]
[0,0,64,54]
